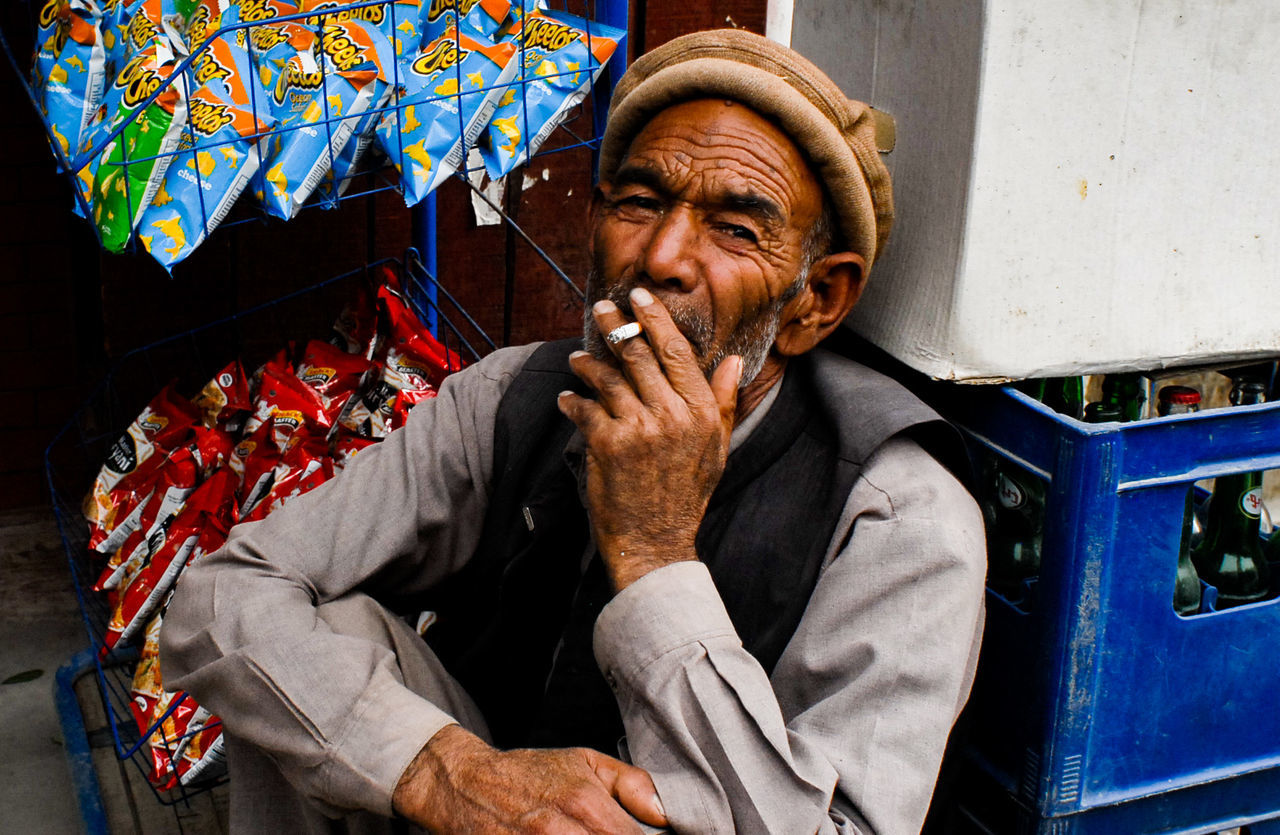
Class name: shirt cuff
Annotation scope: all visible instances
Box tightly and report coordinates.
[593,560,740,687]
[325,678,457,817]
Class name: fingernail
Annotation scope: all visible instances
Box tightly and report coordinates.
[557,390,573,398]
[733,355,744,385]
[652,792,666,817]
[593,299,616,315]
[630,287,653,307]
[569,350,590,359]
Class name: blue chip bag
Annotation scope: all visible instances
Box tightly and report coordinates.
[252,18,394,218]
[138,79,275,269]
[301,0,419,58]
[33,0,108,161]
[479,9,622,180]
[418,0,510,45]
[375,23,516,206]
[87,29,191,251]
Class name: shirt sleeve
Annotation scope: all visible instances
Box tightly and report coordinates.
[159,344,538,817]
[593,436,987,835]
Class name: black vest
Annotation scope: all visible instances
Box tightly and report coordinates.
[419,340,961,751]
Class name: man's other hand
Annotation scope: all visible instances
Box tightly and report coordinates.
[392,724,668,833]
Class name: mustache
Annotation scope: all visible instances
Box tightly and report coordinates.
[589,280,714,356]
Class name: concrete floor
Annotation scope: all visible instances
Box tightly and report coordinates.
[0,506,226,834]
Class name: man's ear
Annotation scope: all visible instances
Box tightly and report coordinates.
[773,252,868,357]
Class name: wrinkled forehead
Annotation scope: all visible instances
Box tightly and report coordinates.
[615,98,823,222]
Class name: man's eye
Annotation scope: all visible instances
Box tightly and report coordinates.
[722,224,758,243]
[619,195,661,211]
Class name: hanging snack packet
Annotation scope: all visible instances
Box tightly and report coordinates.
[33,0,108,160]
[84,382,200,541]
[301,0,418,57]
[139,23,278,269]
[376,24,517,207]
[253,18,393,219]
[418,0,510,45]
[480,10,622,179]
[89,32,189,252]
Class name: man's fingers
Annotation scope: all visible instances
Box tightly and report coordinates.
[628,287,710,401]
[567,351,644,418]
[583,750,669,828]
[709,354,743,425]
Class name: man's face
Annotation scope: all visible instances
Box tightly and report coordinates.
[586,98,825,383]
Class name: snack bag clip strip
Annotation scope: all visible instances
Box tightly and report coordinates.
[5,0,627,270]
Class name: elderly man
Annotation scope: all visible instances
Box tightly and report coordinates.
[161,28,985,835]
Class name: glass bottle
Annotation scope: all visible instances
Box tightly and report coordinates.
[1100,373,1147,422]
[1192,379,1270,608]
[1158,386,1204,615]
[1018,377,1084,420]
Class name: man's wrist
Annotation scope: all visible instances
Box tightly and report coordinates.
[391,723,476,825]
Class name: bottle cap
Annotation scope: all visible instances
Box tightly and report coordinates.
[1158,386,1201,406]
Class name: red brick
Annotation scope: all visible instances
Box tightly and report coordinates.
[0,427,53,471]
[0,314,30,352]
[0,281,56,315]
[0,469,50,511]
[0,390,37,429]
[0,349,48,390]
[36,386,80,428]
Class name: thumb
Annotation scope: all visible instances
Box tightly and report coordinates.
[709,354,743,426]
[588,752,669,827]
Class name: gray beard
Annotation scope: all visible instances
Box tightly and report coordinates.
[582,267,785,387]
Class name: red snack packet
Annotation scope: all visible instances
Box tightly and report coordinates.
[173,709,225,786]
[85,383,200,544]
[191,360,253,432]
[294,339,372,405]
[102,468,237,651]
[386,387,436,433]
[89,424,233,555]
[332,430,379,470]
[241,437,334,523]
[241,363,341,442]
[332,280,379,359]
[129,612,186,789]
[94,445,201,592]
[234,422,284,518]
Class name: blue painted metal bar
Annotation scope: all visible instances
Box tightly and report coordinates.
[410,195,439,335]
[55,649,110,835]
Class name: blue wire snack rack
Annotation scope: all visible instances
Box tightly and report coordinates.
[2,0,628,271]
[43,250,494,808]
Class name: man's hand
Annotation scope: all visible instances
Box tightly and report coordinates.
[392,724,668,833]
[558,287,742,591]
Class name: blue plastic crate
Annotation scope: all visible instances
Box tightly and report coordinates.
[933,384,1280,833]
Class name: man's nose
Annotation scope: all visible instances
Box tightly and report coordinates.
[638,207,699,293]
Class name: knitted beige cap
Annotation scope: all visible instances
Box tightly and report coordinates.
[600,28,895,273]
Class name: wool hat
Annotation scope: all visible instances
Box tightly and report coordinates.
[599,28,895,273]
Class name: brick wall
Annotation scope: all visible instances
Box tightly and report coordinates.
[0,14,101,509]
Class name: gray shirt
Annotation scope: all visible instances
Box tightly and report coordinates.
[161,343,986,835]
